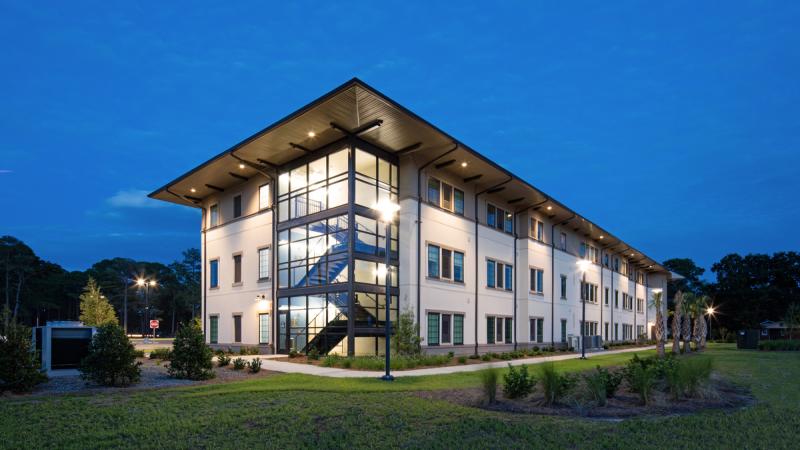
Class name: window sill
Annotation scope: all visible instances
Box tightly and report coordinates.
[209,286,220,291]
[529,291,544,297]
[486,287,513,293]
[232,282,243,287]
[257,278,271,283]
[427,277,466,286]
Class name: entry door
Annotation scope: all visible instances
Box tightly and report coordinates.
[278,311,288,353]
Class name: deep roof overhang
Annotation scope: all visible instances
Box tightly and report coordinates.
[149,77,669,274]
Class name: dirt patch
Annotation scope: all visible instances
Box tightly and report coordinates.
[415,375,755,420]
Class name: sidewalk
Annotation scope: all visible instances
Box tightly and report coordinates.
[256,346,655,378]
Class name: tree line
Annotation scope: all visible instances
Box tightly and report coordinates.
[1,235,199,336]
[663,252,800,336]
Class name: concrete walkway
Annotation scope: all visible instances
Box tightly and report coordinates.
[255,346,655,378]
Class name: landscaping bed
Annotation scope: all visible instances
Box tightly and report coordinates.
[21,357,278,397]
[418,373,753,420]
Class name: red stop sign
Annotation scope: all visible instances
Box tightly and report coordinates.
[150,320,159,329]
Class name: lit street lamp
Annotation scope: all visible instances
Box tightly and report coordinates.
[137,278,157,343]
[372,199,400,381]
[577,258,591,359]
[706,305,716,341]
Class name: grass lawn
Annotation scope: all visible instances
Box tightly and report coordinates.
[1,345,798,448]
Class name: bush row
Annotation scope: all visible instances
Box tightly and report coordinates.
[758,340,800,351]
[483,353,715,407]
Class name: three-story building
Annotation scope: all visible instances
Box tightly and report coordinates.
[150,78,671,356]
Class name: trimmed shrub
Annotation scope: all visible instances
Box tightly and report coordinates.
[0,317,47,393]
[232,357,247,370]
[168,320,214,380]
[481,354,492,362]
[503,364,536,399]
[288,349,299,358]
[583,366,622,406]
[149,348,172,360]
[667,355,714,398]
[248,358,262,373]
[79,324,141,387]
[447,351,455,358]
[457,356,468,364]
[133,349,145,358]
[538,363,576,406]
[308,348,320,361]
[468,354,480,360]
[481,368,500,404]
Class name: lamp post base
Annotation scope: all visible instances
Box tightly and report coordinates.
[380,374,395,381]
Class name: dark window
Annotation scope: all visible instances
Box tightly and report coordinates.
[441,314,451,344]
[496,317,504,343]
[537,318,544,343]
[428,178,440,207]
[496,262,504,289]
[233,254,242,284]
[487,204,496,228]
[453,314,464,345]
[560,275,567,299]
[504,318,513,344]
[560,319,567,343]
[487,316,495,344]
[233,315,242,343]
[454,189,465,215]
[210,260,219,288]
[233,195,242,218]
[209,316,219,344]
[487,260,496,287]
[441,248,452,279]
[504,265,513,291]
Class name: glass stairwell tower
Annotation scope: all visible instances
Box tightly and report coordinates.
[275,138,399,356]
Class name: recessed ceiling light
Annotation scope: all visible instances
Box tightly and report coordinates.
[308,131,316,138]
[631,253,635,256]
[238,163,245,169]
[461,161,468,167]
[190,188,196,193]
[546,206,552,211]
[599,235,604,239]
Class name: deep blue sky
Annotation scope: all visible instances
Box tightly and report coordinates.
[2,1,799,276]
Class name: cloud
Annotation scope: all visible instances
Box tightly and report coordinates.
[107,189,165,209]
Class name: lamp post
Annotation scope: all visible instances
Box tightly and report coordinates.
[577,259,591,359]
[372,199,400,381]
[137,278,157,343]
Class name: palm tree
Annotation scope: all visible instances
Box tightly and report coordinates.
[671,291,683,354]
[697,295,710,350]
[651,290,666,358]
[682,293,694,353]
[692,296,706,351]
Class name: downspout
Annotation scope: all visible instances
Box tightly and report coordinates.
[473,176,513,355]
[600,248,604,343]
[202,213,207,341]
[551,214,575,346]
[416,142,459,338]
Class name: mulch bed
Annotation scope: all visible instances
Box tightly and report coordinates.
[15,357,278,397]
[415,374,755,420]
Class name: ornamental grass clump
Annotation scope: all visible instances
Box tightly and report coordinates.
[538,362,577,406]
[248,358,262,373]
[583,366,623,406]
[232,357,247,370]
[481,368,500,404]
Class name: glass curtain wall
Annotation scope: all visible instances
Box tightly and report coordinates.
[276,141,399,355]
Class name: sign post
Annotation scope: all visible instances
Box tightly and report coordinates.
[150,320,159,339]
